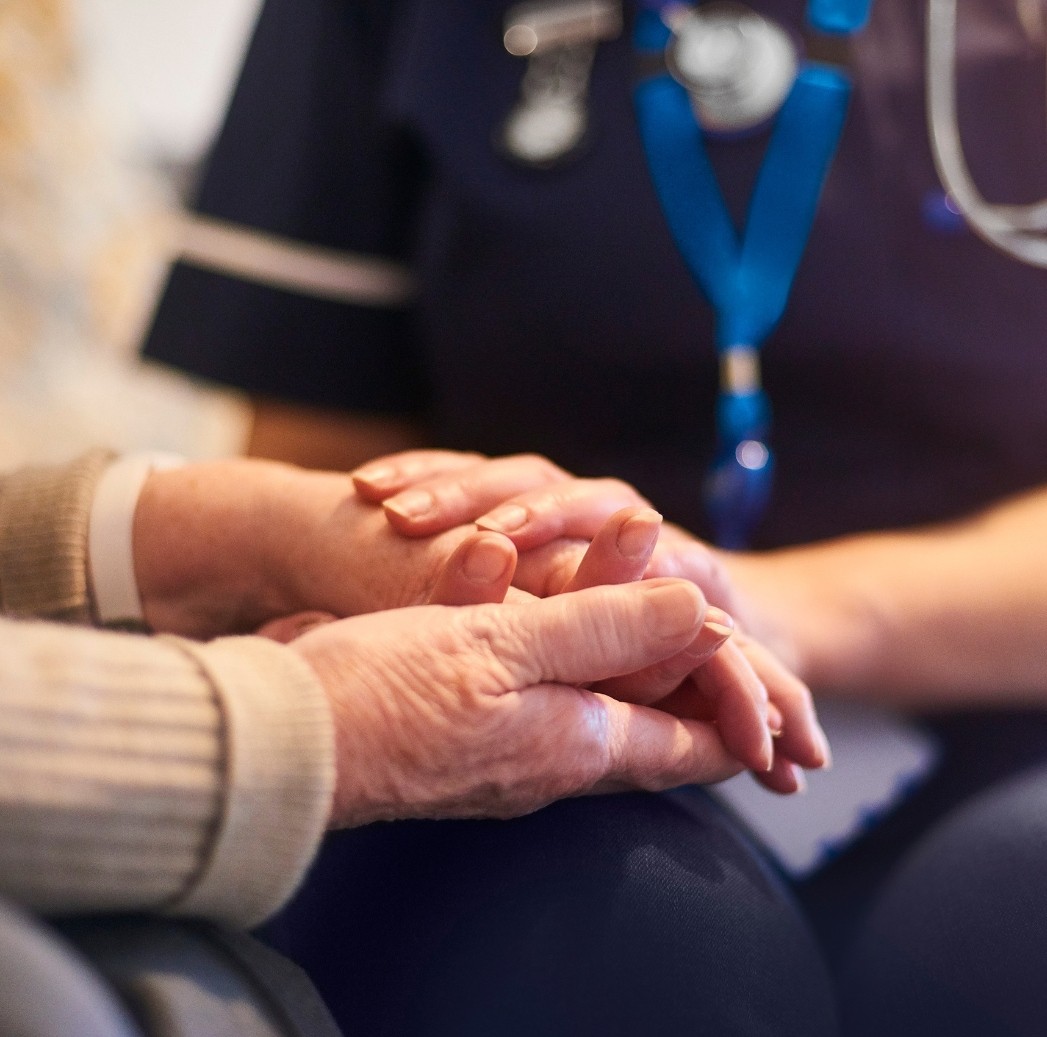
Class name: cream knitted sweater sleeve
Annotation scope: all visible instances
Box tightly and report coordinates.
[0,451,335,928]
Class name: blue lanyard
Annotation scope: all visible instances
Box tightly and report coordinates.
[634,1,872,547]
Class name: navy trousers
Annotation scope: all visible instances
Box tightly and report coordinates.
[262,712,1047,1036]
[841,764,1047,1037]
[261,789,838,1037]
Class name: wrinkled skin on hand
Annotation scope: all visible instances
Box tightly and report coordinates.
[288,578,758,826]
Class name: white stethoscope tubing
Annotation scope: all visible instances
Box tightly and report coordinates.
[926,0,1047,266]
[513,1,1047,265]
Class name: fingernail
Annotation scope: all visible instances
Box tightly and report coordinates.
[643,582,702,641]
[753,724,773,772]
[616,509,662,560]
[477,504,528,534]
[767,702,784,737]
[813,723,833,770]
[701,605,734,640]
[352,464,396,489]
[462,537,513,584]
[385,489,435,520]
[682,605,735,663]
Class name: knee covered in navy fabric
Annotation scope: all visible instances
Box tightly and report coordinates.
[841,766,1047,1037]
[263,790,836,1037]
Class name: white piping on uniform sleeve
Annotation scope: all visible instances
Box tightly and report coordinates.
[174,213,416,308]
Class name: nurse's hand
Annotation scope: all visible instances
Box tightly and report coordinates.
[352,450,737,601]
[352,452,830,789]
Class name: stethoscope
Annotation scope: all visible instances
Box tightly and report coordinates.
[500,0,1047,269]
[926,0,1047,267]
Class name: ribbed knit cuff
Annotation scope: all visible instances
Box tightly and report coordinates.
[162,635,335,928]
[0,620,227,916]
[0,450,115,622]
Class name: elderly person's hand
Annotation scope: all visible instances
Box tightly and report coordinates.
[288,575,761,825]
[351,451,831,792]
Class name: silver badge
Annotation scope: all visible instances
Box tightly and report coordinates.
[665,2,799,134]
[499,0,622,167]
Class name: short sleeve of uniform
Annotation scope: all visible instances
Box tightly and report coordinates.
[142,0,428,415]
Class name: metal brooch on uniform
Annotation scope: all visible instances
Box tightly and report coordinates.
[498,0,623,167]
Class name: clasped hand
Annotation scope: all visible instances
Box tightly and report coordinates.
[349,450,831,798]
[132,452,829,828]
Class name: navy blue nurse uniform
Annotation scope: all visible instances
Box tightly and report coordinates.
[144,2,1047,1034]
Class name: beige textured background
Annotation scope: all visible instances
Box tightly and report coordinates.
[0,0,261,468]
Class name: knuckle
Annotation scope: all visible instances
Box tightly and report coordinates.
[518,453,568,482]
[600,477,647,503]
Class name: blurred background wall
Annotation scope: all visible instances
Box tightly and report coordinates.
[0,0,262,467]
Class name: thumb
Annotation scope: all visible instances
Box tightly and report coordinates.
[427,530,518,605]
[487,578,707,689]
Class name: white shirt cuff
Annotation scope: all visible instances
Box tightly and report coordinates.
[88,452,184,625]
